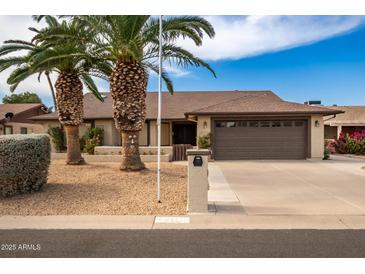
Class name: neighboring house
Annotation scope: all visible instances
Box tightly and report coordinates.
[324,106,365,139]
[31,90,341,160]
[0,103,48,135]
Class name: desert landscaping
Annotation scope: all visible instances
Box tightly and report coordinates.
[0,160,187,215]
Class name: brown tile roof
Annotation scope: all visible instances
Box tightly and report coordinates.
[31,90,342,121]
[324,106,365,125]
[0,103,45,122]
[186,92,343,115]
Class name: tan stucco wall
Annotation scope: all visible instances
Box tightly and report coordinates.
[0,122,44,135]
[197,116,211,138]
[36,121,92,151]
[149,120,170,146]
[38,121,91,136]
[310,114,324,159]
[95,119,118,146]
[139,122,148,146]
[149,120,157,145]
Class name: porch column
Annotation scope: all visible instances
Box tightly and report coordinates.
[337,125,342,139]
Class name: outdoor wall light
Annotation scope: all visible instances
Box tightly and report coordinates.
[203,121,208,129]
[315,120,320,127]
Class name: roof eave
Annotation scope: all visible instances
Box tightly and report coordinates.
[185,110,345,116]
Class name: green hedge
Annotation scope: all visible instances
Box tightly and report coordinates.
[0,134,51,197]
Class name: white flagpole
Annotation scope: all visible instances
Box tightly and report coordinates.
[157,15,163,203]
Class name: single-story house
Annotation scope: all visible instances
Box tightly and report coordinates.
[32,90,342,160]
[0,103,48,135]
[324,106,365,139]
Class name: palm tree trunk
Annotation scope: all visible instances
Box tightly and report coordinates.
[120,130,145,170]
[45,70,57,111]
[65,125,84,165]
[55,71,84,165]
[110,60,147,171]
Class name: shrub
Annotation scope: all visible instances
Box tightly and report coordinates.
[48,126,65,152]
[83,127,103,155]
[84,137,101,154]
[197,133,211,149]
[334,130,365,155]
[0,134,51,197]
[79,135,87,151]
[86,127,104,143]
[323,147,330,160]
[324,139,336,154]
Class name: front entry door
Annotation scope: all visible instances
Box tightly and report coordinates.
[173,123,197,145]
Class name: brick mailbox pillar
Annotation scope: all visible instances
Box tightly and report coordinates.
[186,149,210,213]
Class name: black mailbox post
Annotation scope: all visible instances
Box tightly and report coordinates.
[193,156,203,167]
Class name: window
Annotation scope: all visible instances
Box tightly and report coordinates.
[239,121,247,127]
[272,121,281,127]
[283,121,293,127]
[249,121,259,127]
[20,127,28,134]
[260,121,270,127]
[216,121,226,128]
[294,121,304,127]
[226,121,236,128]
[4,126,12,135]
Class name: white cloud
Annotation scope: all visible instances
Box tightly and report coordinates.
[178,15,365,61]
[0,16,55,102]
[164,64,191,77]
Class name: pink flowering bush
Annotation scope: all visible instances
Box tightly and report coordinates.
[324,139,336,154]
[334,130,365,155]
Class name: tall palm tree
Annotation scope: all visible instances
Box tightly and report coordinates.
[81,15,216,171]
[0,16,111,164]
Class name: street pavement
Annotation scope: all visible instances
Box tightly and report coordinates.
[1,229,365,258]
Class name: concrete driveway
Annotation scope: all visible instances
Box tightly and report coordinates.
[211,155,365,215]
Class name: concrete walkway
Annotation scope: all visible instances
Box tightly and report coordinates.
[208,163,238,202]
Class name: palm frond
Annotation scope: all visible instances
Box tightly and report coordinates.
[80,72,103,101]
[144,62,174,94]
[0,56,24,73]
[145,43,216,78]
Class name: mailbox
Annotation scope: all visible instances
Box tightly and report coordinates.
[186,149,210,213]
[193,156,203,167]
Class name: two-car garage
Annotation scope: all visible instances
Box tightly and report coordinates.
[213,119,308,160]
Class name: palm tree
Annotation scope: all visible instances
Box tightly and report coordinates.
[0,39,58,110]
[81,15,216,171]
[0,16,111,164]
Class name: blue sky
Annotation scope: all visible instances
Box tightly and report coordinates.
[1,15,365,107]
[150,23,365,106]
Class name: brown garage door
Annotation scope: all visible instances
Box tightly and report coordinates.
[213,119,308,160]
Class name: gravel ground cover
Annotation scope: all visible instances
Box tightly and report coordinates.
[0,160,187,215]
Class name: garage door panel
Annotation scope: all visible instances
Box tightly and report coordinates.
[213,119,307,160]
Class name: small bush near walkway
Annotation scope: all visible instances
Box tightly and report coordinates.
[197,133,211,149]
[48,127,66,152]
[0,134,51,197]
[334,130,365,155]
[83,127,103,155]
